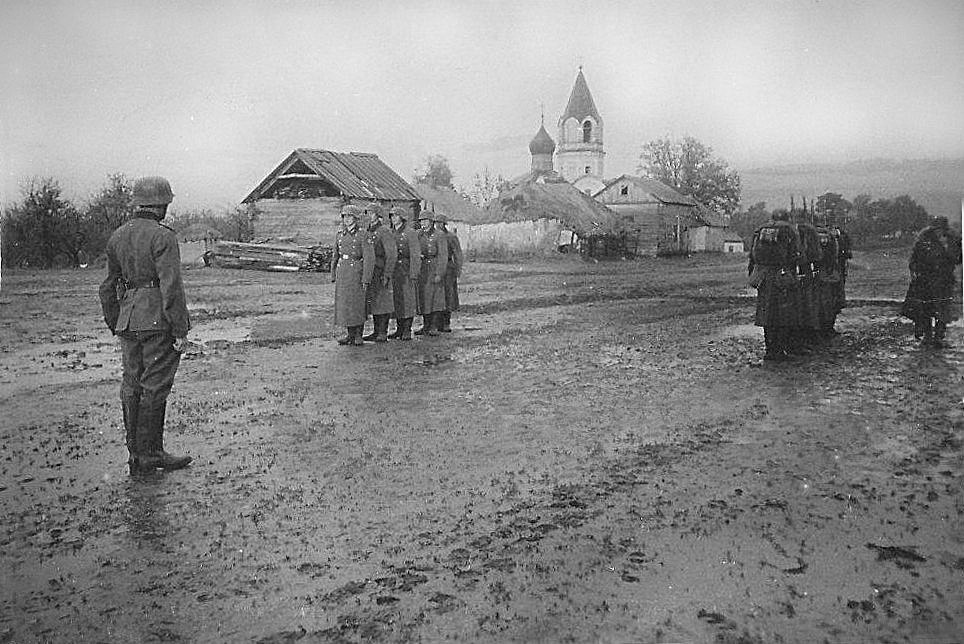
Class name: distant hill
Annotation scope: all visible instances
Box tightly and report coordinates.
[738,158,964,219]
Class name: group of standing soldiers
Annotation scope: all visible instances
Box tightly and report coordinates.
[748,211,852,361]
[331,204,463,346]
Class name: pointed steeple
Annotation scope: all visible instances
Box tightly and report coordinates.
[560,67,602,125]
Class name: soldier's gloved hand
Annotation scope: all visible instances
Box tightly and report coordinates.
[173,337,189,353]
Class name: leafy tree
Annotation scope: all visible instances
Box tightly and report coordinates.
[414,154,454,189]
[814,192,852,224]
[2,177,84,267]
[460,167,507,208]
[729,201,770,242]
[637,136,741,217]
[84,173,134,259]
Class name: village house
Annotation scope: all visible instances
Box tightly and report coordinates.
[241,148,420,245]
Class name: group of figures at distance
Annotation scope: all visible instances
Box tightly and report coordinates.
[331,204,463,346]
[749,212,962,362]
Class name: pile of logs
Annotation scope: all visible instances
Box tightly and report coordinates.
[208,241,332,272]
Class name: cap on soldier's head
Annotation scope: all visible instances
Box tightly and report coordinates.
[417,211,433,221]
[366,203,383,217]
[389,206,408,219]
[341,204,362,218]
[132,176,174,207]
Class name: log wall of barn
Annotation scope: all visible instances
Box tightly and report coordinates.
[252,198,419,245]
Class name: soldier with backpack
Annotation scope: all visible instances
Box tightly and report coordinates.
[748,211,802,361]
[901,216,962,347]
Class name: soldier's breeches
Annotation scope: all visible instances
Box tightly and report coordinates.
[119,331,181,454]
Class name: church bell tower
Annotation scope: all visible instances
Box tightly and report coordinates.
[556,67,605,194]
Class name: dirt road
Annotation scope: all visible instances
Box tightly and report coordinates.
[1,253,962,643]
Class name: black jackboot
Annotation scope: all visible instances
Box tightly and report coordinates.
[136,399,191,471]
[349,325,365,346]
[374,315,389,342]
[414,314,431,335]
[121,396,140,466]
[399,317,413,341]
[440,311,452,332]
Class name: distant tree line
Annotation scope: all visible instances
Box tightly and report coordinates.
[730,192,933,249]
[1,175,259,268]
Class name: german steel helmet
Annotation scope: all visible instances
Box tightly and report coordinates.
[389,206,408,219]
[131,176,174,206]
[417,210,433,221]
[434,213,448,223]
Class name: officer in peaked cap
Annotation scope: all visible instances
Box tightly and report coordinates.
[332,205,375,345]
[98,176,192,472]
[388,206,421,340]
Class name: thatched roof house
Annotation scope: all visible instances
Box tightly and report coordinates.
[412,183,484,224]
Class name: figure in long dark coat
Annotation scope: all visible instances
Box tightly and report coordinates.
[388,206,421,340]
[362,205,397,343]
[901,216,962,347]
[331,205,375,346]
[414,212,449,337]
[435,214,463,333]
[747,211,801,361]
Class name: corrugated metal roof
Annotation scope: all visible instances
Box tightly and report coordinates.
[242,149,420,203]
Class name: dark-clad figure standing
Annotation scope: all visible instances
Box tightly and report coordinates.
[332,205,375,346]
[436,214,463,333]
[98,176,192,472]
[748,211,802,361]
[794,220,823,352]
[901,216,962,347]
[362,205,397,343]
[814,223,843,337]
[388,206,421,340]
[414,212,449,337]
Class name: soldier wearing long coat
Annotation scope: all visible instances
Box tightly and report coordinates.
[331,205,375,346]
[901,216,962,347]
[748,211,801,361]
[436,214,463,333]
[363,205,397,343]
[98,176,192,472]
[388,206,421,340]
[794,221,823,350]
[814,223,843,336]
[414,212,449,336]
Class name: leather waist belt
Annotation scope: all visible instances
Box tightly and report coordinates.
[125,279,159,289]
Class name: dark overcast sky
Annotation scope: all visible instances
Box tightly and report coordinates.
[2,0,963,210]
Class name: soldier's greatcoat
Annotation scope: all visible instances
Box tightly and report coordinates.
[901,226,963,324]
[332,227,375,327]
[795,223,823,331]
[748,220,801,329]
[444,229,463,312]
[392,224,421,319]
[417,227,449,315]
[366,224,397,316]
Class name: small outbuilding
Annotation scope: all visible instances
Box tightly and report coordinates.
[241,149,421,245]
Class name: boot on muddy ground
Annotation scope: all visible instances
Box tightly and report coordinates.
[439,311,452,333]
[122,396,140,467]
[414,314,432,336]
[348,326,366,346]
[931,320,948,348]
[373,315,389,342]
[362,324,378,341]
[337,328,353,345]
[398,318,413,341]
[133,400,191,472]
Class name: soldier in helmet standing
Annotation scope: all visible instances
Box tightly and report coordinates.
[414,211,449,337]
[98,176,192,472]
[331,205,375,346]
[435,213,463,333]
[747,211,802,361]
[388,206,421,340]
[362,204,397,343]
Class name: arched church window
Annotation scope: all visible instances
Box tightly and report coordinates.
[582,120,592,143]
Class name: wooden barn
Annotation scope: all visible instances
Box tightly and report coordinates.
[241,149,421,245]
[465,171,624,258]
[594,175,710,256]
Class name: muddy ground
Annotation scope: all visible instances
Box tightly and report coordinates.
[1,251,962,644]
